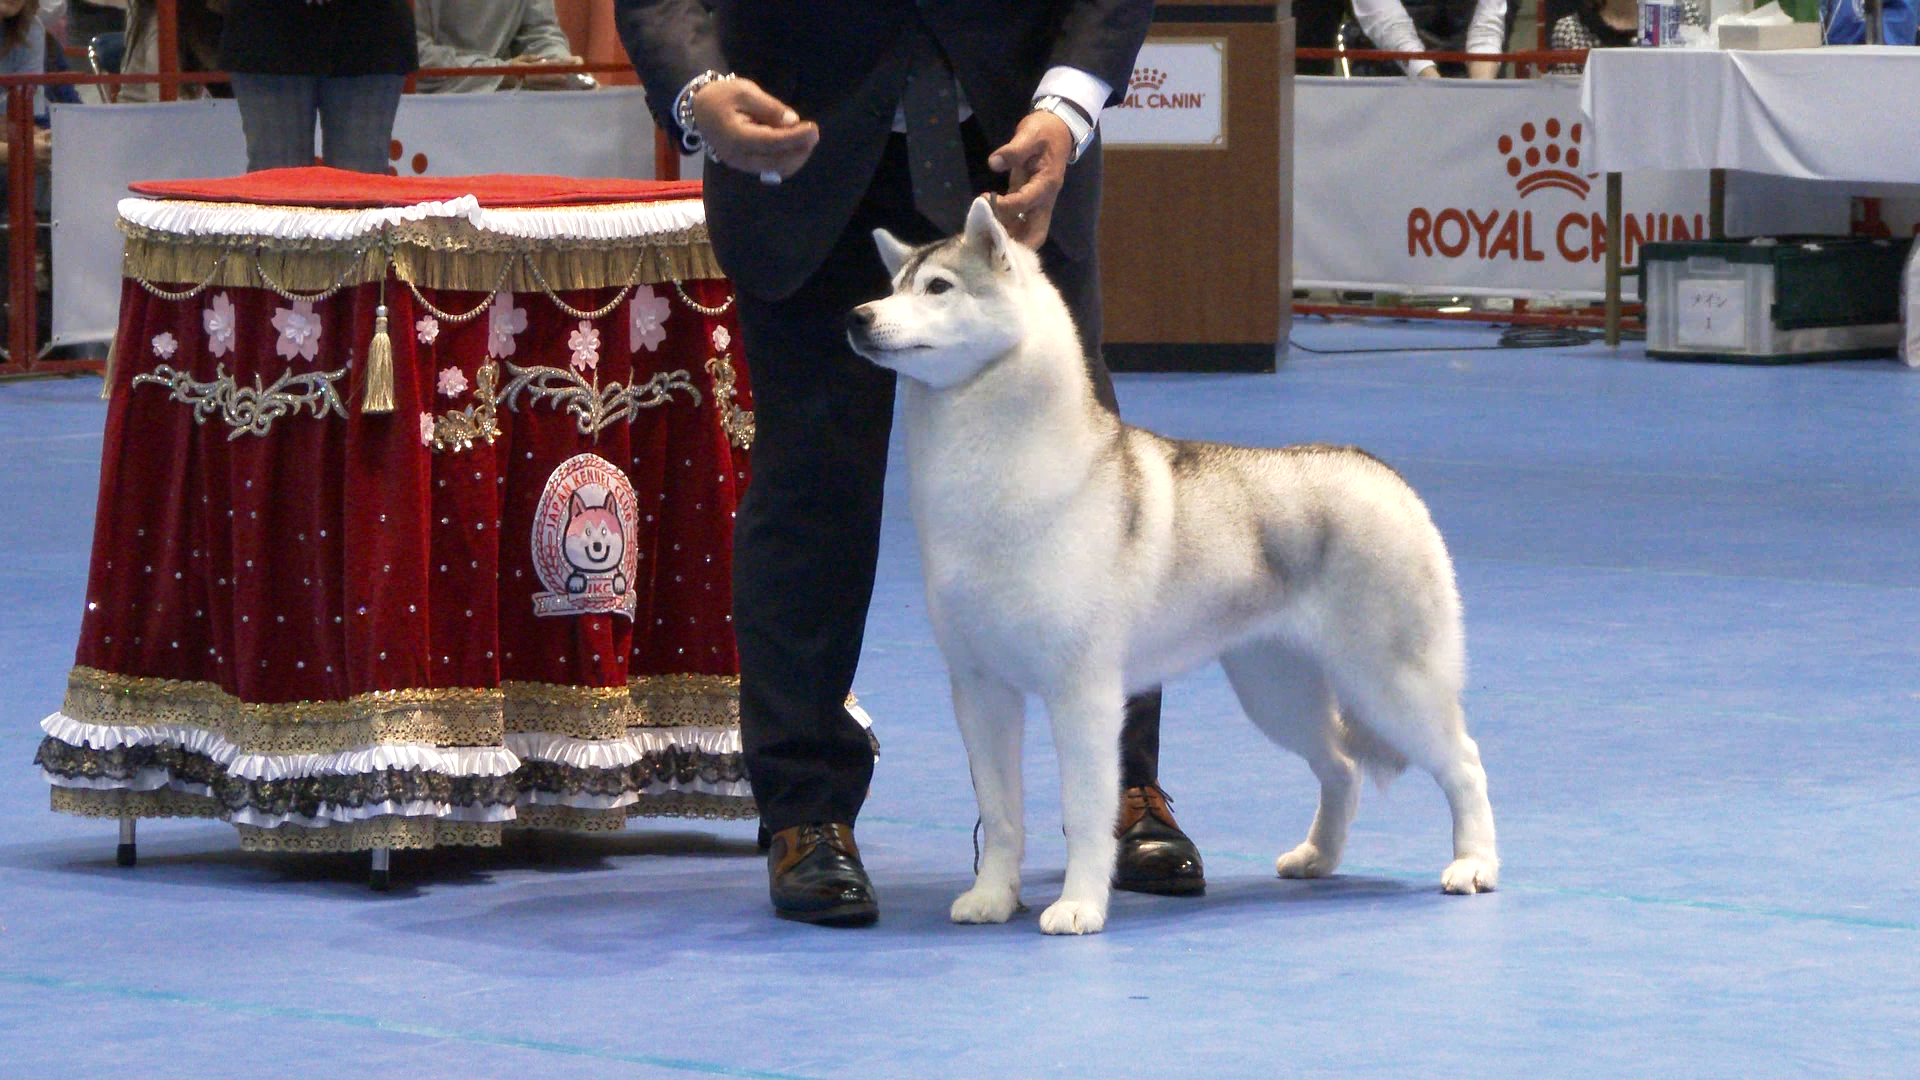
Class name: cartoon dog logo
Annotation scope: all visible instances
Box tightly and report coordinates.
[530,454,641,619]
[563,489,628,596]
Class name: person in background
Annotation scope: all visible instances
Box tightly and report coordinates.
[218,0,416,173]
[1348,0,1511,78]
[413,0,588,94]
[116,0,225,102]
[0,0,51,169]
[1546,0,1703,73]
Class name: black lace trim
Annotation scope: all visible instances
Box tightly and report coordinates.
[34,737,745,819]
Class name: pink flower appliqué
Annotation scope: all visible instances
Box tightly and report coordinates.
[416,315,441,346]
[569,321,602,374]
[710,325,731,353]
[629,285,670,353]
[487,293,528,359]
[151,332,178,360]
[271,299,322,362]
[203,293,237,357]
[419,412,436,447]
[436,366,469,398]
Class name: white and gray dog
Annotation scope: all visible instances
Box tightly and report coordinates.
[847,196,1498,935]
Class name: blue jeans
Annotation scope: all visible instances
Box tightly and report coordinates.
[230,74,405,174]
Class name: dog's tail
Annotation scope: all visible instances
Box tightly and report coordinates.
[1338,712,1408,792]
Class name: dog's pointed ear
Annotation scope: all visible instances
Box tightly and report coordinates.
[964,195,1014,274]
[872,228,914,277]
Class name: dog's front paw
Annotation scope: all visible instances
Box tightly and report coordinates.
[950,883,1021,924]
[1038,899,1106,935]
[1275,842,1338,879]
[1441,856,1499,894]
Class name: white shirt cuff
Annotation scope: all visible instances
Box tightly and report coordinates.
[1034,66,1113,128]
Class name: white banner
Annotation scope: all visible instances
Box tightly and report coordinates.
[1293,76,1848,300]
[51,87,677,345]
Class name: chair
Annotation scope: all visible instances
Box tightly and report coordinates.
[87,32,126,76]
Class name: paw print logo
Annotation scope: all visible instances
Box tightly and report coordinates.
[1498,117,1591,199]
[387,139,430,177]
[1129,67,1167,92]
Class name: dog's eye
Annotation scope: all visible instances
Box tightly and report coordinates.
[924,278,953,295]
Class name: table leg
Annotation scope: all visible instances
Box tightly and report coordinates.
[117,818,136,868]
[370,846,391,892]
[1605,172,1623,348]
[1710,168,1726,240]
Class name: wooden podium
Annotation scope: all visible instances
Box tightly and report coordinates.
[1100,1,1293,373]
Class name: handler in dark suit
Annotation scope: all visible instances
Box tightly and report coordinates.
[616,0,1204,925]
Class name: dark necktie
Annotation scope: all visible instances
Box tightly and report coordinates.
[902,27,971,236]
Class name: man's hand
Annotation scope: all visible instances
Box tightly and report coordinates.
[511,54,586,91]
[691,78,820,181]
[987,109,1072,248]
[1466,59,1500,80]
[1417,66,1442,79]
[32,129,51,170]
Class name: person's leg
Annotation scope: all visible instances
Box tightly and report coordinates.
[1040,191,1204,897]
[229,74,319,172]
[735,139,941,924]
[317,75,405,174]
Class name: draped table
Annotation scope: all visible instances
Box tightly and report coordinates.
[32,169,762,875]
[1581,46,1920,344]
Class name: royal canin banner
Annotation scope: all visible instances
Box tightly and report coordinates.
[1294,77,1847,300]
[51,88,682,346]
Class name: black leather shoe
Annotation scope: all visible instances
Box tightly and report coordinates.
[767,823,879,927]
[1113,786,1205,896]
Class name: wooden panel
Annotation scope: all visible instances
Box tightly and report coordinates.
[1099,4,1291,351]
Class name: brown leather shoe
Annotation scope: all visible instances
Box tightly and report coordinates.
[767,823,879,927]
[1113,785,1205,896]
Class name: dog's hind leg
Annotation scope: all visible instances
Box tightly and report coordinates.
[949,669,1027,925]
[1220,641,1359,880]
[1037,675,1126,935]
[1324,662,1498,894]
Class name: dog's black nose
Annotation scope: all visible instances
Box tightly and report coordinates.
[847,306,874,332]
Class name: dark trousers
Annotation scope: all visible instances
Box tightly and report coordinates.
[733,128,1164,833]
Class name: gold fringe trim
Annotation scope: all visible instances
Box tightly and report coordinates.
[501,680,635,742]
[510,804,632,833]
[51,785,220,821]
[630,674,741,729]
[62,666,506,753]
[120,214,722,293]
[59,666,743,754]
[237,817,503,853]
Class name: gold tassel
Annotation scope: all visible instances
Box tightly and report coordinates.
[363,303,395,414]
[99,335,118,400]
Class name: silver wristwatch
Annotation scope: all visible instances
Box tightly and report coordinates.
[1031,94,1096,164]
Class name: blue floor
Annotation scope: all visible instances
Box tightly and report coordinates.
[3,321,1917,1077]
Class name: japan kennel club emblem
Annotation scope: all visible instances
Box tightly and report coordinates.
[530,453,641,619]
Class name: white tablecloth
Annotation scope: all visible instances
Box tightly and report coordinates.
[1582,47,1920,183]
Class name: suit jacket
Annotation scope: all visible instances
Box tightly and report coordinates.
[614,1,1153,300]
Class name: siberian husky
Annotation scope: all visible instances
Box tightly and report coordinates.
[846,196,1498,935]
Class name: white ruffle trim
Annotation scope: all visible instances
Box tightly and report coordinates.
[117,196,707,244]
[41,713,518,780]
[506,727,741,771]
[228,801,515,829]
[119,195,484,241]
[42,713,742,781]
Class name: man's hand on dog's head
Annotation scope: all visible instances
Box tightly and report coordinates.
[988,110,1071,249]
[691,79,820,181]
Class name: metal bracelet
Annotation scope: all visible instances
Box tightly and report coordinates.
[673,70,736,156]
